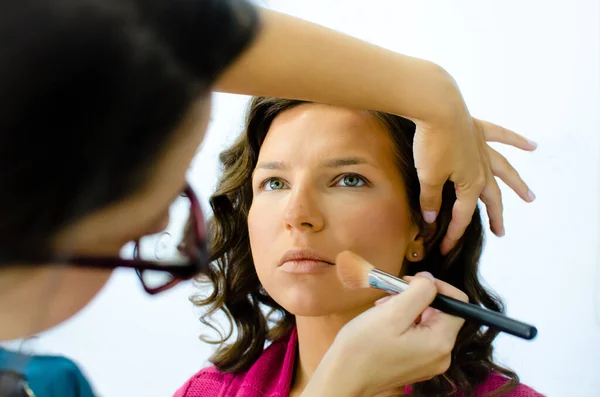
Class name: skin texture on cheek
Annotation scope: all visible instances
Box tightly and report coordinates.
[331,197,412,277]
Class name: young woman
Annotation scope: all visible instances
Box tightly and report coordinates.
[176,98,542,397]
[1,0,535,395]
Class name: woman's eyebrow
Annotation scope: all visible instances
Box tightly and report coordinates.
[253,157,376,174]
[255,161,288,171]
[321,157,376,168]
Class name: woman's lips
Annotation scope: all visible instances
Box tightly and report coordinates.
[279,259,334,274]
[278,248,335,274]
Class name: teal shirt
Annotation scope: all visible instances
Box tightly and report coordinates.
[0,348,95,397]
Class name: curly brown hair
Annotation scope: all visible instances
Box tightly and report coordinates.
[192,97,519,396]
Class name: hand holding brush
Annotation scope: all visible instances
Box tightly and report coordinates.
[336,251,538,340]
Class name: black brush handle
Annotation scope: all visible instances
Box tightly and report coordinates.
[431,293,537,340]
[368,269,537,340]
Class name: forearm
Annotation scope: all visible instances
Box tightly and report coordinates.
[215,7,463,124]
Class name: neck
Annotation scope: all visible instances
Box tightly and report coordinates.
[0,266,79,341]
[0,267,50,340]
[292,304,372,395]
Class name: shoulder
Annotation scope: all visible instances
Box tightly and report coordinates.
[504,382,546,397]
[29,354,82,371]
[1,352,96,397]
[174,366,234,397]
[476,372,546,397]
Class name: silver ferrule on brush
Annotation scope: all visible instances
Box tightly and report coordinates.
[368,268,410,294]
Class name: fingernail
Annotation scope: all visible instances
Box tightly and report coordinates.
[527,190,536,201]
[375,295,392,305]
[416,271,435,283]
[498,226,505,237]
[423,211,437,224]
[527,139,538,149]
[440,243,449,256]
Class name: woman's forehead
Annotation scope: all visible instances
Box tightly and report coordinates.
[260,104,397,163]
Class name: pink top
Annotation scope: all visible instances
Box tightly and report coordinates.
[175,328,545,397]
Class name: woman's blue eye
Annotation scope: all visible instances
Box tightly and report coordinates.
[337,174,366,187]
[263,178,286,191]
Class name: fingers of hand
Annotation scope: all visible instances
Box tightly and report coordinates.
[477,119,537,151]
[479,174,504,236]
[417,177,446,224]
[405,321,455,377]
[440,194,479,254]
[403,274,469,303]
[407,308,464,373]
[378,276,437,332]
[416,277,467,341]
[377,272,466,385]
[488,147,535,202]
[403,275,467,338]
[416,307,438,324]
[404,274,468,332]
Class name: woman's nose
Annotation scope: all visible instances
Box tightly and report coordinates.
[283,186,324,232]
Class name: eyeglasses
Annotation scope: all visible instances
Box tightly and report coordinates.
[1,184,209,295]
[0,370,35,397]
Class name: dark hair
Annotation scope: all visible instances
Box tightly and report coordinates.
[0,0,259,259]
[195,97,520,396]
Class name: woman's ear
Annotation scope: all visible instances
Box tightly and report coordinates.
[405,220,437,262]
[405,236,425,262]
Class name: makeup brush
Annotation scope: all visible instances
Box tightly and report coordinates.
[336,251,538,341]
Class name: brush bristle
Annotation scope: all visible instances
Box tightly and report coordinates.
[335,251,374,290]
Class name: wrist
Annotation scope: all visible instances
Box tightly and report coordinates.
[403,60,464,127]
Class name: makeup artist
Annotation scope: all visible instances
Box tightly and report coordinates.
[0,0,535,396]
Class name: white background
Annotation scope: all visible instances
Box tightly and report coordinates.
[4,1,599,396]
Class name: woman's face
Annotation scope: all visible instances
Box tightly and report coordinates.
[0,96,212,340]
[248,104,422,317]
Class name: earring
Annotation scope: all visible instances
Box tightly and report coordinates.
[411,252,418,258]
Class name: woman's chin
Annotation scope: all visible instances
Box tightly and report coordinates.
[269,286,383,317]
[284,303,339,317]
